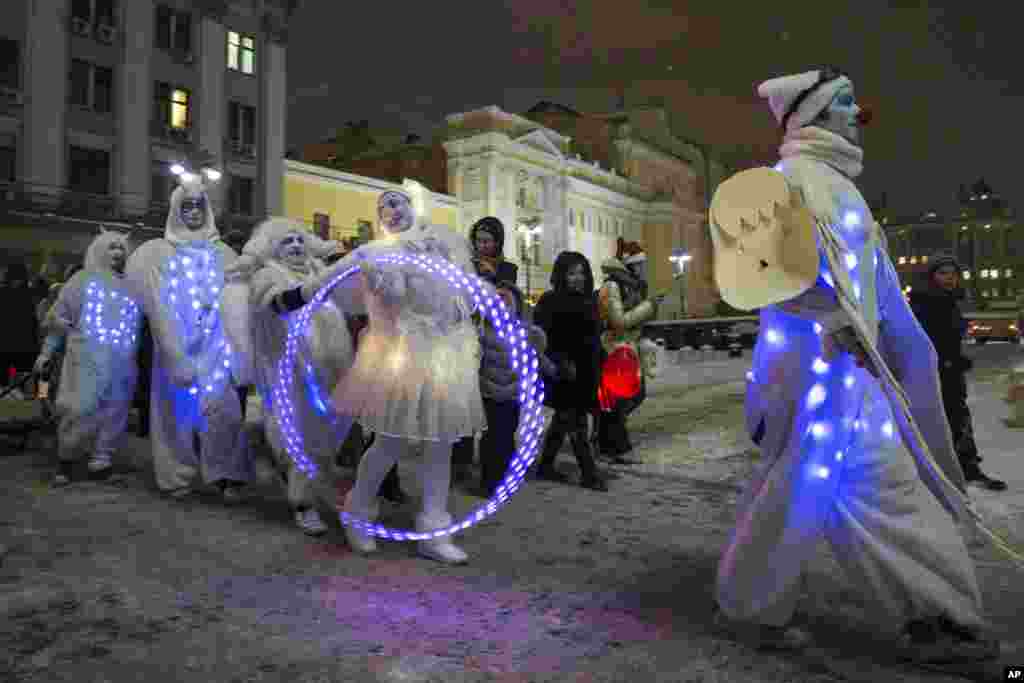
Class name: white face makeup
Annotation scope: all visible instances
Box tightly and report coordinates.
[818,84,862,145]
[107,240,127,273]
[179,195,208,230]
[276,232,307,267]
[378,193,414,234]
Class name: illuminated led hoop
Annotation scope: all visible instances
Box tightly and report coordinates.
[274,252,546,540]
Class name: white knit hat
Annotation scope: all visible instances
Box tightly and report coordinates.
[757,68,852,132]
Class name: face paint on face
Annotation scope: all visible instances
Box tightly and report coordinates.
[566,263,586,293]
[818,84,862,145]
[107,241,126,274]
[932,265,959,292]
[378,193,414,233]
[474,230,499,258]
[277,233,307,266]
[179,196,208,230]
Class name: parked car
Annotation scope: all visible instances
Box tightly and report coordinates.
[965,312,1019,344]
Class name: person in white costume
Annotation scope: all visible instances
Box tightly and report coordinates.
[713,68,998,662]
[302,182,487,564]
[223,218,354,536]
[126,175,252,501]
[35,231,141,486]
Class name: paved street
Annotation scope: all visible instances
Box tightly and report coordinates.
[1,344,1023,682]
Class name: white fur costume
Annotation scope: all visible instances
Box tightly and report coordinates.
[225,218,355,534]
[310,183,486,563]
[37,231,140,473]
[126,179,252,494]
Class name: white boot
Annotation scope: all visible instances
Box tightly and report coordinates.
[294,507,328,537]
[343,491,378,554]
[416,512,468,565]
[87,452,113,473]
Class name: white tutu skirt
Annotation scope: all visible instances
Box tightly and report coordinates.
[331,320,486,443]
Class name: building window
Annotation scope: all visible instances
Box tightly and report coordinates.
[155,5,192,53]
[312,212,330,240]
[69,60,113,113]
[68,146,111,195]
[227,101,256,153]
[71,0,115,25]
[150,161,173,204]
[153,82,190,130]
[0,39,20,90]
[1007,269,1014,278]
[229,175,254,215]
[0,144,15,182]
[227,31,255,74]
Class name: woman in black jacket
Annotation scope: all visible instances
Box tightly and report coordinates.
[532,251,607,491]
[909,254,1006,491]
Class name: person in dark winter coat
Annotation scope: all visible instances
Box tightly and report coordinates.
[469,216,519,286]
[451,216,520,480]
[532,251,608,491]
[0,262,40,386]
[909,254,1006,491]
[470,280,558,497]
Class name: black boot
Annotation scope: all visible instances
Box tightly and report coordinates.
[963,460,1007,491]
[536,427,570,483]
[572,429,608,492]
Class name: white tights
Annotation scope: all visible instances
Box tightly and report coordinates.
[348,433,453,525]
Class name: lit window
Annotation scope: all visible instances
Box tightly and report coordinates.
[985,224,992,229]
[981,270,989,278]
[1007,269,1014,278]
[961,225,968,231]
[170,89,189,128]
[227,31,256,74]
[898,256,906,265]
[909,256,917,264]
[962,271,971,280]
[921,255,928,263]
[992,269,1000,279]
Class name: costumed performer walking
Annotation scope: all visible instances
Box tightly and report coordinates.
[126,174,252,501]
[712,67,999,662]
[300,181,486,564]
[35,230,141,486]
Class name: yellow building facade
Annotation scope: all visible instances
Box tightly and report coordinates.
[282,160,459,243]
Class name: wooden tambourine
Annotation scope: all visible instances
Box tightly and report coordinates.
[709,167,819,312]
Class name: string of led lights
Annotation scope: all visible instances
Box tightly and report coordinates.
[82,280,141,349]
[274,251,547,540]
[164,245,234,398]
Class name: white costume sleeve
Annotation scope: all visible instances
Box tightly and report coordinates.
[127,242,192,384]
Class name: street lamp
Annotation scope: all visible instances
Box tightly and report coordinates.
[669,249,692,318]
[518,219,543,300]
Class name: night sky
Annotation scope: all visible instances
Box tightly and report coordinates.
[285,2,1019,218]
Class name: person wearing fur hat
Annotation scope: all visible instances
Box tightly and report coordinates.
[221,218,357,536]
[533,251,608,491]
[595,239,663,464]
[712,68,998,662]
[35,231,141,485]
[910,254,1006,491]
[125,176,252,502]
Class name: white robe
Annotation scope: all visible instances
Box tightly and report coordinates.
[247,256,355,506]
[716,128,986,633]
[125,184,251,491]
[43,233,140,463]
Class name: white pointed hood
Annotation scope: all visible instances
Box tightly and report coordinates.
[84,230,132,276]
[164,177,220,245]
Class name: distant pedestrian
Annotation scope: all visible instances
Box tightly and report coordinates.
[910,254,1006,491]
[0,263,39,386]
